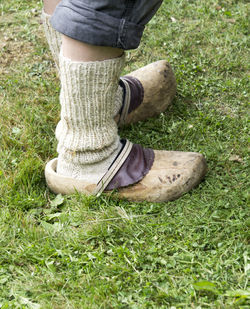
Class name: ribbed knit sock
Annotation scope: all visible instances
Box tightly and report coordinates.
[56,53,125,183]
[41,9,61,70]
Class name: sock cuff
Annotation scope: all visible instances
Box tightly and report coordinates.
[59,51,125,70]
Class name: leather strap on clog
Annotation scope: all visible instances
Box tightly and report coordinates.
[118,76,144,126]
[93,139,133,196]
[93,139,154,196]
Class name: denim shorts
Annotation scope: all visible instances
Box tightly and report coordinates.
[50,0,163,50]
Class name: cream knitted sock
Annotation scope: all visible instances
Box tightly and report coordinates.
[56,53,125,183]
[41,9,62,70]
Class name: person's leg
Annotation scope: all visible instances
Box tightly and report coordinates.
[55,36,125,182]
[45,0,207,201]
[41,0,176,126]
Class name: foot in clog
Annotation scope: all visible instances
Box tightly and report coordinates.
[117,60,177,126]
[45,140,207,203]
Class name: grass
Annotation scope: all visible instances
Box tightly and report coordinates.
[0,0,249,308]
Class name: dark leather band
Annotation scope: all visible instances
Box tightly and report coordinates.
[121,75,144,114]
[118,75,144,125]
[106,140,154,190]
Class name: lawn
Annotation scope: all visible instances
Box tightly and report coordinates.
[0,0,249,308]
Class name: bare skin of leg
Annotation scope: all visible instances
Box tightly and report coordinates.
[43,0,61,15]
[62,35,123,62]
